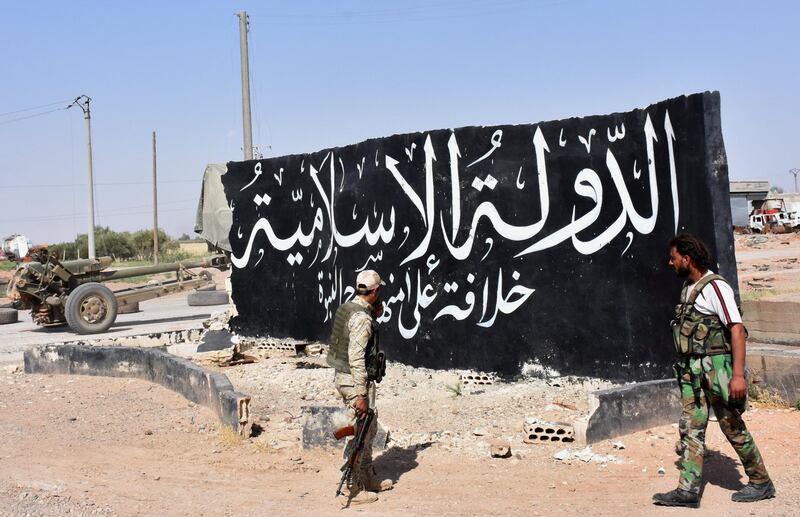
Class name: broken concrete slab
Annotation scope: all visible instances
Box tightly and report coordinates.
[196,330,235,352]
[300,405,388,450]
[23,344,251,435]
[573,379,680,445]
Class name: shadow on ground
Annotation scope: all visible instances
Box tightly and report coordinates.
[673,448,746,492]
[703,449,747,491]
[373,442,433,483]
[112,314,211,327]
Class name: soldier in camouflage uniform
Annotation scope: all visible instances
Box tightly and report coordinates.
[326,270,393,507]
[653,234,775,508]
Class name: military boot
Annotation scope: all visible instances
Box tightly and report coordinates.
[652,488,700,508]
[731,481,776,503]
[339,485,379,507]
[362,465,393,492]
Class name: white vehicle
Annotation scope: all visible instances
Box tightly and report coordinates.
[1,234,31,261]
[749,210,800,233]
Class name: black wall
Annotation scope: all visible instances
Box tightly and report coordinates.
[223,92,735,381]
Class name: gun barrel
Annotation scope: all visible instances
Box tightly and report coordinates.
[61,256,115,274]
[74,254,229,284]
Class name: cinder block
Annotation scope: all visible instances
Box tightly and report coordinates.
[460,372,495,386]
[523,419,574,443]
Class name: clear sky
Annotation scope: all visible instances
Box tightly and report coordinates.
[1,0,798,246]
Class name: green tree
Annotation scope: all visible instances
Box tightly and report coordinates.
[130,228,179,260]
[94,226,136,259]
[51,227,186,262]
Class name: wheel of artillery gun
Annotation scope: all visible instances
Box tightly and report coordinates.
[65,282,119,334]
[0,308,18,325]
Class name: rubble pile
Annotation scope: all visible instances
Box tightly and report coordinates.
[215,349,617,458]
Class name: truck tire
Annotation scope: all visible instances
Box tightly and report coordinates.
[187,290,229,306]
[0,308,18,324]
[65,282,118,334]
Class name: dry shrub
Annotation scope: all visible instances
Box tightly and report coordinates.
[748,384,790,409]
[218,426,245,446]
[251,439,272,453]
[445,381,462,398]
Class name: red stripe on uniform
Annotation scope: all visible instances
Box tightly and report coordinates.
[709,280,732,324]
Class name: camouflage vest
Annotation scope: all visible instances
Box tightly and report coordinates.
[671,274,732,357]
[326,301,381,380]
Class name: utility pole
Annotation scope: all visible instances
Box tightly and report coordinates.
[790,168,800,193]
[237,10,254,160]
[152,131,159,265]
[68,95,97,259]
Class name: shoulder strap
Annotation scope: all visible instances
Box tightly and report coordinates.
[687,274,726,304]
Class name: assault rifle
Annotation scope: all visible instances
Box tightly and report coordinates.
[334,408,375,497]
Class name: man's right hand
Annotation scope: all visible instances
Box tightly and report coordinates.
[354,396,369,417]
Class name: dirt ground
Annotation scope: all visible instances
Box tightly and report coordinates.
[735,232,800,301]
[1,233,799,515]
[1,364,798,516]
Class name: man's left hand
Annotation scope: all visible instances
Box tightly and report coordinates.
[730,375,747,400]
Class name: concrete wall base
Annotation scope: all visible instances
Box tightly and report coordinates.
[574,379,681,445]
[24,344,251,435]
[748,344,800,403]
[743,300,800,345]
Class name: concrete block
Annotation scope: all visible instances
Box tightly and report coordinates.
[490,440,512,458]
[523,419,574,443]
[24,344,251,435]
[300,405,388,450]
[574,379,680,445]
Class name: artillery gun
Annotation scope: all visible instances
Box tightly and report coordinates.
[6,247,229,334]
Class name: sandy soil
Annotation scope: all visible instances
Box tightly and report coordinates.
[735,232,800,301]
[1,359,799,516]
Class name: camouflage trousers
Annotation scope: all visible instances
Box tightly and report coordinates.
[334,374,377,491]
[675,354,770,494]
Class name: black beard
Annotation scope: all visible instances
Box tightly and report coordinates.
[675,267,690,278]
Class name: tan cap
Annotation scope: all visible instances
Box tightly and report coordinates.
[356,270,385,292]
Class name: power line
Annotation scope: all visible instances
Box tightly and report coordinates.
[0,179,200,189]
[0,106,68,126]
[0,98,73,118]
[248,0,558,25]
[0,203,196,224]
